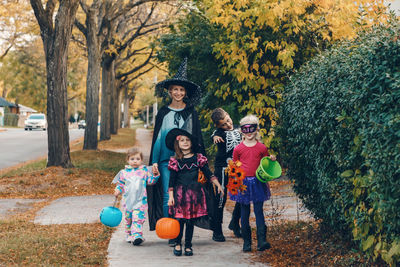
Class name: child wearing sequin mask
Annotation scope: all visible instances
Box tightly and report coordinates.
[230,115,276,252]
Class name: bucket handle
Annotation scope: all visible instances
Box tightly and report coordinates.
[112,195,118,208]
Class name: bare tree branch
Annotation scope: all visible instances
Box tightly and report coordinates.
[30,0,52,33]
[116,48,154,79]
[74,19,87,37]
[79,0,89,14]
[0,44,13,60]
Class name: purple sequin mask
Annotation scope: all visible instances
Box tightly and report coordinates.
[240,124,257,133]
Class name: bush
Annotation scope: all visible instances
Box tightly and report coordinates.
[278,20,400,265]
[4,113,19,127]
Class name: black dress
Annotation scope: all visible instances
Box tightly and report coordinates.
[168,154,215,221]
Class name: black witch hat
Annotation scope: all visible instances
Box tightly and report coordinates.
[155,58,201,104]
[165,128,199,153]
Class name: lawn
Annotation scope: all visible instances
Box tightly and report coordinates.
[0,128,135,266]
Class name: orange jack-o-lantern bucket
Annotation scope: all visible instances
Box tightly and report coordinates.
[155,217,180,239]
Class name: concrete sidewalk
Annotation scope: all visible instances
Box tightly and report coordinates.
[107,128,264,266]
[9,128,312,266]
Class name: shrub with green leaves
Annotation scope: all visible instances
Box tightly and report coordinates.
[278,20,400,265]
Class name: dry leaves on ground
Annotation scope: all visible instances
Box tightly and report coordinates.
[225,179,385,267]
[0,166,114,199]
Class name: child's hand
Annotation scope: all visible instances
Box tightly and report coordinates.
[152,164,160,176]
[168,197,174,206]
[269,155,277,161]
[114,189,120,197]
[217,184,224,195]
[213,135,224,144]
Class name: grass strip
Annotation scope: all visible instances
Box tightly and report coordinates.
[0,219,112,266]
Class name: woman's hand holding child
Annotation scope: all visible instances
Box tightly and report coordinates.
[114,189,120,197]
[269,155,276,161]
[152,164,160,176]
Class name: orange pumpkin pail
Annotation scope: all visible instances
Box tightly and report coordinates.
[155,217,180,239]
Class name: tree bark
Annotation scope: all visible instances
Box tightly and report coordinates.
[100,58,113,141]
[83,6,101,150]
[123,86,130,128]
[110,64,118,135]
[30,0,79,168]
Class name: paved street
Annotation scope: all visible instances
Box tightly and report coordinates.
[0,128,84,169]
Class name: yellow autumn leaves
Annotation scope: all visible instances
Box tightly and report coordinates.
[202,0,389,143]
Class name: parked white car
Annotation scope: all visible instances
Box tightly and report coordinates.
[78,120,86,129]
[24,113,47,131]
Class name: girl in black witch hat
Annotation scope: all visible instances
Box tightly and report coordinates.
[165,128,223,256]
[147,58,206,234]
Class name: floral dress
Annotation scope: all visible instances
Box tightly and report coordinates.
[168,154,216,219]
[114,165,159,242]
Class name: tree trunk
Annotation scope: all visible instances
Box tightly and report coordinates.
[100,59,113,141]
[83,7,100,150]
[110,64,118,135]
[30,0,79,168]
[116,86,123,129]
[123,86,130,128]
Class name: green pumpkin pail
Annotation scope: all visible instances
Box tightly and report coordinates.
[256,157,282,183]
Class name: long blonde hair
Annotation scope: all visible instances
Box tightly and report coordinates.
[240,114,261,141]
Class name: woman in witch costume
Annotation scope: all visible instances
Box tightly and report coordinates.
[147,58,206,233]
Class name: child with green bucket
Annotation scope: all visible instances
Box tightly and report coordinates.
[229,114,276,252]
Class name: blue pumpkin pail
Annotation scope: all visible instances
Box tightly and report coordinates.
[100,197,122,227]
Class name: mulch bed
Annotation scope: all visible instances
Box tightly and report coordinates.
[225,179,386,267]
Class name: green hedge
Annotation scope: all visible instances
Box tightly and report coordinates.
[4,113,19,127]
[278,21,400,265]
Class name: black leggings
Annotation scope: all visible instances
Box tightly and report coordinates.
[174,218,194,248]
[211,167,228,224]
[240,202,265,228]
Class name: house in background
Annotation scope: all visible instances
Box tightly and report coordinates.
[0,97,19,126]
[18,104,37,116]
[0,97,38,127]
[17,104,38,127]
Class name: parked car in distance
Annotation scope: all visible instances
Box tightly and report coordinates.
[78,120,86,129]
[24,113,47,131]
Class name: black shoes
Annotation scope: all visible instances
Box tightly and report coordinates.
[212,232,226,242]
[173,244,193,256]
[173,244,182,256]
[228,220,242,238]
[212,224,226,242]
[132,238,143,246]
[241,226,252,252]
[256,225,271,251]
[184,247,193,256]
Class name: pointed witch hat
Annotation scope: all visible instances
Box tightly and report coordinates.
[155,58,201,104]
[165,128,199,152]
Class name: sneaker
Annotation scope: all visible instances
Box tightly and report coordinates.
[132,238,143,246]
